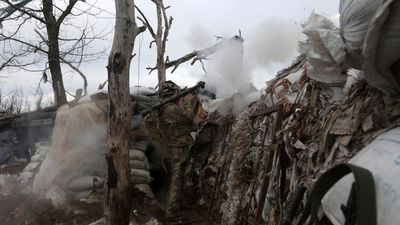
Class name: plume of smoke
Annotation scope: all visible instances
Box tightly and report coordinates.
[246,18,303,69]
[204,37,248,98]
[184,23,213,49]
[32,104,107,206]
[185,19,302,116]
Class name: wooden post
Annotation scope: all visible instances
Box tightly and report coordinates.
[104,0,139,224]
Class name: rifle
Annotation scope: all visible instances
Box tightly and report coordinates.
[280,184,306,225]
[140,81,206,115]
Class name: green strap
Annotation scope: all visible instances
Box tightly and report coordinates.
[296,164,376,225]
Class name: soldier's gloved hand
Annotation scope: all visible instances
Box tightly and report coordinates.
[184,92,195,102]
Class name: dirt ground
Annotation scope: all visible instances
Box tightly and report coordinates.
[0,192,209,225]
[0,192,103,225]
[131,187,209,225]
[0,173,209,225]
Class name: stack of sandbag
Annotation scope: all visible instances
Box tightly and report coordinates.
[32,103,107,206]
[298,13,346,85]
[340,0,400,94]
[17,141,50,185]
[129,140,153,185]
[339,0,383,68]
[132,95,161,113]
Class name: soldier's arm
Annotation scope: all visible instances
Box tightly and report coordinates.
[181,94,199,120]
[163,104,194,123]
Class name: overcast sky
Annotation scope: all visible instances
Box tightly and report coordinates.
[0,0,340,102]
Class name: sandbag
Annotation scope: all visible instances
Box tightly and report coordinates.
[129,149,146,161]
[130,160,149,170]
[130,168,153,184]
[363,0,400,94]
[66,176,103,192]
[322,126,400,225]
[130,176,153,184]
[131,140,148,152]
[131,168,150,178]
[32,103,107,204]
[339,0,383,69]
[298,13,346,85]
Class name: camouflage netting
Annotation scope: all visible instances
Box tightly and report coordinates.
[201,57,400,225]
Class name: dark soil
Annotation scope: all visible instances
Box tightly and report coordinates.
[0,193,103,225]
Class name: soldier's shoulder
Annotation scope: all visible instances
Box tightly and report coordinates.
[163,102,180,111]
[162,103,184,116]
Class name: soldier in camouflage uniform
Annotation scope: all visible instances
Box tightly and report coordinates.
[157,81,197,220]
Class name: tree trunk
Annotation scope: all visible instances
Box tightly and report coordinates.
[42,0,67,107]
[48,28,67,107]
[104,0,139,224]
[157,53,166,83]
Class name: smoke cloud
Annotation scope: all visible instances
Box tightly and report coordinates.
[204,37,248,98]
[184,23,214,50]
[246,18,303,69]
[32,103,107,206]
[185,19,302,115]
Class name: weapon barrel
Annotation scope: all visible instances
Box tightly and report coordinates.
[141,81,205,115]
[280,184,306,225]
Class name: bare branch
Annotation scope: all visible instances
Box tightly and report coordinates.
[138,26,146,33]
[2,0,47,24]
[146,66,157,75]
[56,0,79,27]
[160,0,172,49]
[135,5,156,39]
[0,55,16,71]
[60,58,88,95]
[34,29,48,44]
[98,79,108,90]
[149,40,155,48]
[165,51,197,73]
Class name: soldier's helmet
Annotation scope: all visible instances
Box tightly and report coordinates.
[158,80,180,98]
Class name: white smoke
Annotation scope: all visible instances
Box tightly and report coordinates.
[32,104,107,206]
[185,19,302,115]
[184,23,214,50]
[204,37,248,98]
[246,18,303,69]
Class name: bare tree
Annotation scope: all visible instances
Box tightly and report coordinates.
[0,0,109,107]
[135,0,171,84]
[136,2,243,85]
[0,87,31,114]
[104,0,144,224]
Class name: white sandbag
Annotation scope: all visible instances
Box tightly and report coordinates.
[131,168,150,178]
[32,103,107,205]
[129,149,146,161]
[131,176,153,184]
[131,140,148,151]
[339,0,383,68]
[343,69,364,94]
[22,161,40,172]
[130,167,152,184]
[322,126,400,225]
[363,0,400,94]
[130,160,149,170]
[299,13,346,84]
[17,171,33,184]
[66,176,104,192]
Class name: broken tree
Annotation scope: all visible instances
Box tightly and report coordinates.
[104,0,144,224]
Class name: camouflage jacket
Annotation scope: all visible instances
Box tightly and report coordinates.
[159,101,195,147]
